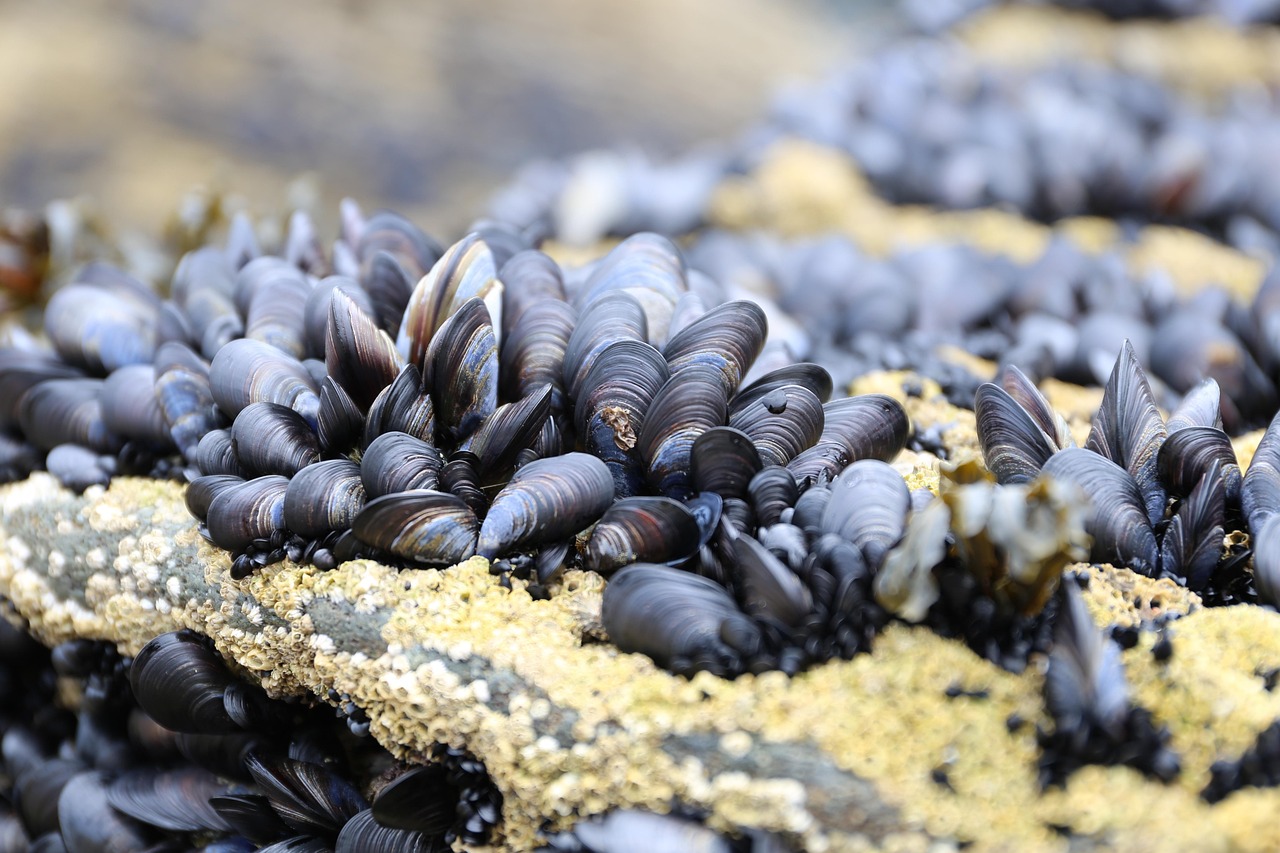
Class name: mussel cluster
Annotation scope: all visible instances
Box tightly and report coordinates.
[908,0,1280,26]
[0,626,501,852]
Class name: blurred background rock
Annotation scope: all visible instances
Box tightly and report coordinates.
[0,0,893,239]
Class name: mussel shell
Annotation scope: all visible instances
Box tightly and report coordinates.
[728,383,824,467]
[44,284,156,373]
[570,810,731,853]
[1041,448,1158,576]
[734,363,834,408]
[283,460,366,538]
[100,364,172,448]
[245,753,368,838]
[186,475,246,522]
[440,452,489,520]
[460,385,552,485]
[16,378,122,452]
[689,427,762,500]
[499,298,575,411]
[155,343,222,463]
[975,382,1057,485]
[787,394,909,488]
[601,564,753,678]
[361,432,445,498]
[0,348,83,430]
[500,249,567,341]
[1161,460,1225,590]
[362,250,419,333]
[1253,514,1280,608]
[58,772,155,853]
[477,453,614,559]
[304,277,372,360]
[821,460,912,570]
[398,233,498,373]
[106,767,234,832]
[732,533,812,628]
[427,297,498,444]
[370,766,458,835]
[362,364,436,449]
[326,288,405,411]
[205,475,289,553]
[45,444,110,494]
[15,758,83,838]
[209,338,320,430]
[1243,409,1280,529]
[336,809,434,853]
[317,376,365,455]
[1157,425,1241,505]
[195,429,246,477]
[128,631,239,734]
[583,496,702,574]
[999,364,1073,450]
[172,245,236,307]
[245,262,313,359]
[747,465,799,528]
[358,210,442,280]
[352,490,479,566]
[232,402,321,478]
[563,290,649,403]
[210,793,293,845]
[638,364,730,500]
[662,299,767,395]
[1166,379,1222,433]
[574,233,686,312]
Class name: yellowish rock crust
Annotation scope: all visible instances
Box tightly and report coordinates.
[1,463,1279,852]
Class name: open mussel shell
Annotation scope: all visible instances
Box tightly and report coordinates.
[460,385,552,485]
[185,475,245,521]
[196,429,246,477]
[210,338,321,430]
[45,283,156,374]
[1041,448,1158,576]
[352,490,479,566]
[232,402,321,477]
[477,453,614,559]
[361,432,444,498]
[318,376,365,455]
[563,290,649,403]
[58,772,155,853]
[728,382,824,468]
[638,363,729,500]
[787,394,909,488]
[999,364,1073,450]
[747,465,799,527]
[398,233,498,372]
[662,299,767,395]
[1086,339,1168,526]
[363,364,436,449]
[129,631,240,734]
[326,288,405,412]
[498,297,575,411]
[98,364,172,449]
[206,475,289,553]
[427,297,498,444]
[245,753,368,838]
[821,460,911,571]
[16,378,122,452]
[371,766,458,835]
[283,460,366,539]
[732,533,813,628]
[1157,425,1241,505]
[690,427,763,500]
[583,496,702,575]
[336,809,435,853]
[975,382,1057,484]
[106,767,235,833]
[602,564,756,678]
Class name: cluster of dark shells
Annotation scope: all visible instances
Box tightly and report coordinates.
[0,623,500,852]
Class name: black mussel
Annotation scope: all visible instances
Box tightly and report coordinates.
[362,250,418,334]
[352,490,479,566]
[575,338,669,498]
[602,564,756,677]
[186,475,246,522]
[638,363,729,500]
[283,210,328,275]
[1166,379,1222,433]
[689,426,762,500]
[747,465,799,527]
[975,382,1059,485]
[1156,425,1241,506]
[787,394,909,488]
[16,378,122,452]
[0,347,84,430]
[336,809,434,853]
[1046,584,1128,739]
[128,631,240,734]
[398,233,498,374]
[235,256,299,319]
[304,277,372,361]
[999,364,1073,450]
[106,767,235,833]
[245,753,368,838]
[283,460,366,539]
[210,338,321,430]
[1042,448,1158,576]
[499,298,575,413]
[98,364,172,449]
[15,758,83,838]
[759,522,808,572]
[427,297,498,444]
[460,385,552,486]
[205,475,289,553]
[500,249,567,343]
[477,453,614,559]
[177,731,265,782]
[732,532,812,628]
[44,283,156,374]
[728,382,824,467]
[244,260,313,359]
[536,540,572,585]
[583,496,702,575]
[662,299,767,395]
[370,766,457,835]
[1253,515,1280,608]
[361,432,444,498]
[232,402,321,478]
[821,459,911,570]
[665,290,707,342]
[1160,461,1225,590]
[57,771,155,853]
[574,233,686,316]
[1243,410,1280,529]
[317,376,365,455]
[732,361,834,411]
[362,364,436,449]
[1086,340,1167,526]
[44,444,110,494]
[196,429,246,477]
[155,342,222,463]
[563,290,649,403]
[172,245,236,308]
[791,483,832,532]
[357,210,441,282]
[185,285,245,361]
[210,793,293,845]
[326,288,404,411]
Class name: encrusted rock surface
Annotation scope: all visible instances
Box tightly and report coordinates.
[3,395,1280,851]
